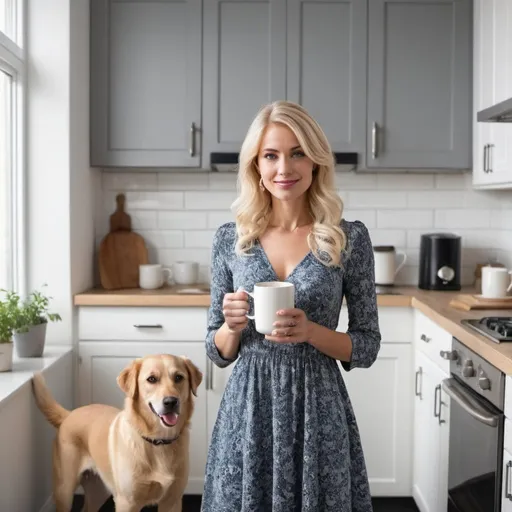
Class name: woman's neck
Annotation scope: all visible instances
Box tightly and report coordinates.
[268,198,311,232]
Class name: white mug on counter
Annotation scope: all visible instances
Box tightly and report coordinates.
[139,264,171,290]
[373,246,407,286]
[171,261,199,285]
[241,282,295,335]
[481,266,512,298]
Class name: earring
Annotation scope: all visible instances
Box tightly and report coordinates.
[259,177,265,191]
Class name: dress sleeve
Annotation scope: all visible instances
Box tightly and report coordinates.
[205,224,239,368]
[341,221,381,371]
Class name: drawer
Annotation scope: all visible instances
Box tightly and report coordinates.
[414,310,452,373]
[337,307,413,343]
[78,307,208,341]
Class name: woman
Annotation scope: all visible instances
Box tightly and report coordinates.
[202,100,381,511]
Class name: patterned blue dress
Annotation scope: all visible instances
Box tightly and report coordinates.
[201,220,381,512]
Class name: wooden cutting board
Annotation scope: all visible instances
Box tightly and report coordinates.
[99,194,149,290]
[449,293,512,311]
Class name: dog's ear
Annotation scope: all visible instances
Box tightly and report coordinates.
[117,359,142,399]
[181,356,203,397]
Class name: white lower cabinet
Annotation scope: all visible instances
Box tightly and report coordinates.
[412,349,450,512]
[340,342,413,496]
[503,448,512,511]
[78,340,208,495]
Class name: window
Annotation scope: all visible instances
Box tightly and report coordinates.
[0,0,24,292]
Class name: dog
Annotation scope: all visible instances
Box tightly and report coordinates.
[32,354,202,512]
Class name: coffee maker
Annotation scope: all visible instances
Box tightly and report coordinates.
[418,233,461,291]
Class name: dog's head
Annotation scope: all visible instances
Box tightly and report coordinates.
[116,354,202,438]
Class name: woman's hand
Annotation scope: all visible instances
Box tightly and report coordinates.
[265,308,313,343]
[222,289,249,333]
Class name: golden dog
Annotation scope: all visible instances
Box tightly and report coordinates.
[32,354,202,512]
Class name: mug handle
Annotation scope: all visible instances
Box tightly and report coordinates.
[395,252,407,275]
[239,287,255,320]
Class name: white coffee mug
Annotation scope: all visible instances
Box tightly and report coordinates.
[139,264,171,290]
[242,282,295,335]
[172,261,199,285]
[481,266,512,298]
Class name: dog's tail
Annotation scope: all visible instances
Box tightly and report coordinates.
[32,371,70,429]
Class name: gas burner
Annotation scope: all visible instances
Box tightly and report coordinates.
[462,317,512,343]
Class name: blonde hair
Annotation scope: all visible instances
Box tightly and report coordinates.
[232,100,346,267]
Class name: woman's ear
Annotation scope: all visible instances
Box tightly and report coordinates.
[117,359,142,399]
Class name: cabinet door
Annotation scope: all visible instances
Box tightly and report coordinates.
[202,0,286,162]
[413,350,450,512]
[286,0,366,154]
[78,341,208,494]
[367,0,472,169]
[340,343,414,496]
[90,0,202,167]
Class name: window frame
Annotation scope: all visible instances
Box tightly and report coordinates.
[0,0,25,294]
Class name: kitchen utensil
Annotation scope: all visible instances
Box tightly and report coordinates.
[373,246,407,285]
[139,264,171,290]
[99,194,149,290]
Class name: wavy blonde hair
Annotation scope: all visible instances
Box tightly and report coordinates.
[232,100,346,267]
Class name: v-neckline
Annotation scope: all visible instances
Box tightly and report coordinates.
[257,240,311,282]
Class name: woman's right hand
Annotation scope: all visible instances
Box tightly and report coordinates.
[222,289,250,332]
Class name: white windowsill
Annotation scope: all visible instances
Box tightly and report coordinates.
[0,345,73,405]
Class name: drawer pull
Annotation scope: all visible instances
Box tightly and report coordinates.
[134,324,163,329]
[415,367,423,399]
[506,460,512,500]
[420,333,431,343]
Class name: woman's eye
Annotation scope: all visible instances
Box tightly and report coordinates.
[292,151,305,158]
[147,375,157,384]
[264,153,277,160]
[174,374,184,383]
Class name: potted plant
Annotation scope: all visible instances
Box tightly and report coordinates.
[1,286,62,358]
[0,296,16,371]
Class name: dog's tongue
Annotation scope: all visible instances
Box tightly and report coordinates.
[161,412,179,426]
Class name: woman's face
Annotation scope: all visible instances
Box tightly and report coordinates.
[257,123,314,202]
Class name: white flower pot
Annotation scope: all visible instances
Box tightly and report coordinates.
[14,322,47,358]
[0,342,13,372]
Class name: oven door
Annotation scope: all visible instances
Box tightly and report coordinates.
[442,377,504,512]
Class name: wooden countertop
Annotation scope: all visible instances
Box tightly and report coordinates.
[74,285,512,375]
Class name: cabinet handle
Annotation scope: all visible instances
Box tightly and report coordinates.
[209,359,214,391]
[420,333,431,343]
[415,367,422,399]
[205,359,214,391]
[488,143,494,173]
[506,460,512,500]
[483,144,488,172]
[434,384,445,424]
[190,122,196,157]
[133,324,163,329]
[371,122,378,159]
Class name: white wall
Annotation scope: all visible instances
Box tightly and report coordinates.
[27,0,96,345]
[96,170,512,287]
[0,351,73,512]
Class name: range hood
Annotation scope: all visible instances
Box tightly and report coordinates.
[210,152,358,172]
[477,97,512,123]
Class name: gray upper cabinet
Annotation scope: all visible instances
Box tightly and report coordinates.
[90,0,202,168]
[286,0,367,155]
[201,0,286,163]
[366,0,472,169]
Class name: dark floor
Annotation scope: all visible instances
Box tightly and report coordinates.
[72,494,419,511]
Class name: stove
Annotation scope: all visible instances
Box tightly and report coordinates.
[461,316,512,343]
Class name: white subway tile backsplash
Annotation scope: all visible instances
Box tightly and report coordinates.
[435,209,491,229]
[158,172,209,190]
[378,210,433,229]
[158,211,208,230]
[185,191,237,210]
[96,171,512,286]
[185,230,216,248]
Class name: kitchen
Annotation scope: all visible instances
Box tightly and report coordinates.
[1,0,512,511]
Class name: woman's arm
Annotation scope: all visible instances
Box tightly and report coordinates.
[205,224,240,368]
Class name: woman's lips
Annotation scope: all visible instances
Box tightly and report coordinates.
[274,180,299,189]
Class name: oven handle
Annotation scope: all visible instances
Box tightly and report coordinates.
[442,378,499,428]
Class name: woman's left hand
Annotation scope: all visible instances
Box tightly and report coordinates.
[265,308,313,343]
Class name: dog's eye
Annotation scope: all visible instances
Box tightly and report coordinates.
[174,374,184,383]
[146,375,158,384]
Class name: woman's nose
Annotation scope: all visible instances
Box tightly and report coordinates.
[278,157,292,175]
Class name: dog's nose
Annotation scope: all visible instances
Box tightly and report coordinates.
[162,396,179,410]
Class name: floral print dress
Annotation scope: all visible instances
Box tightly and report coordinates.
[201,219,381,512]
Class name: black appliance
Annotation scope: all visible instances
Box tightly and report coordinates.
[442,337,504,512]
[419,233,461,291]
